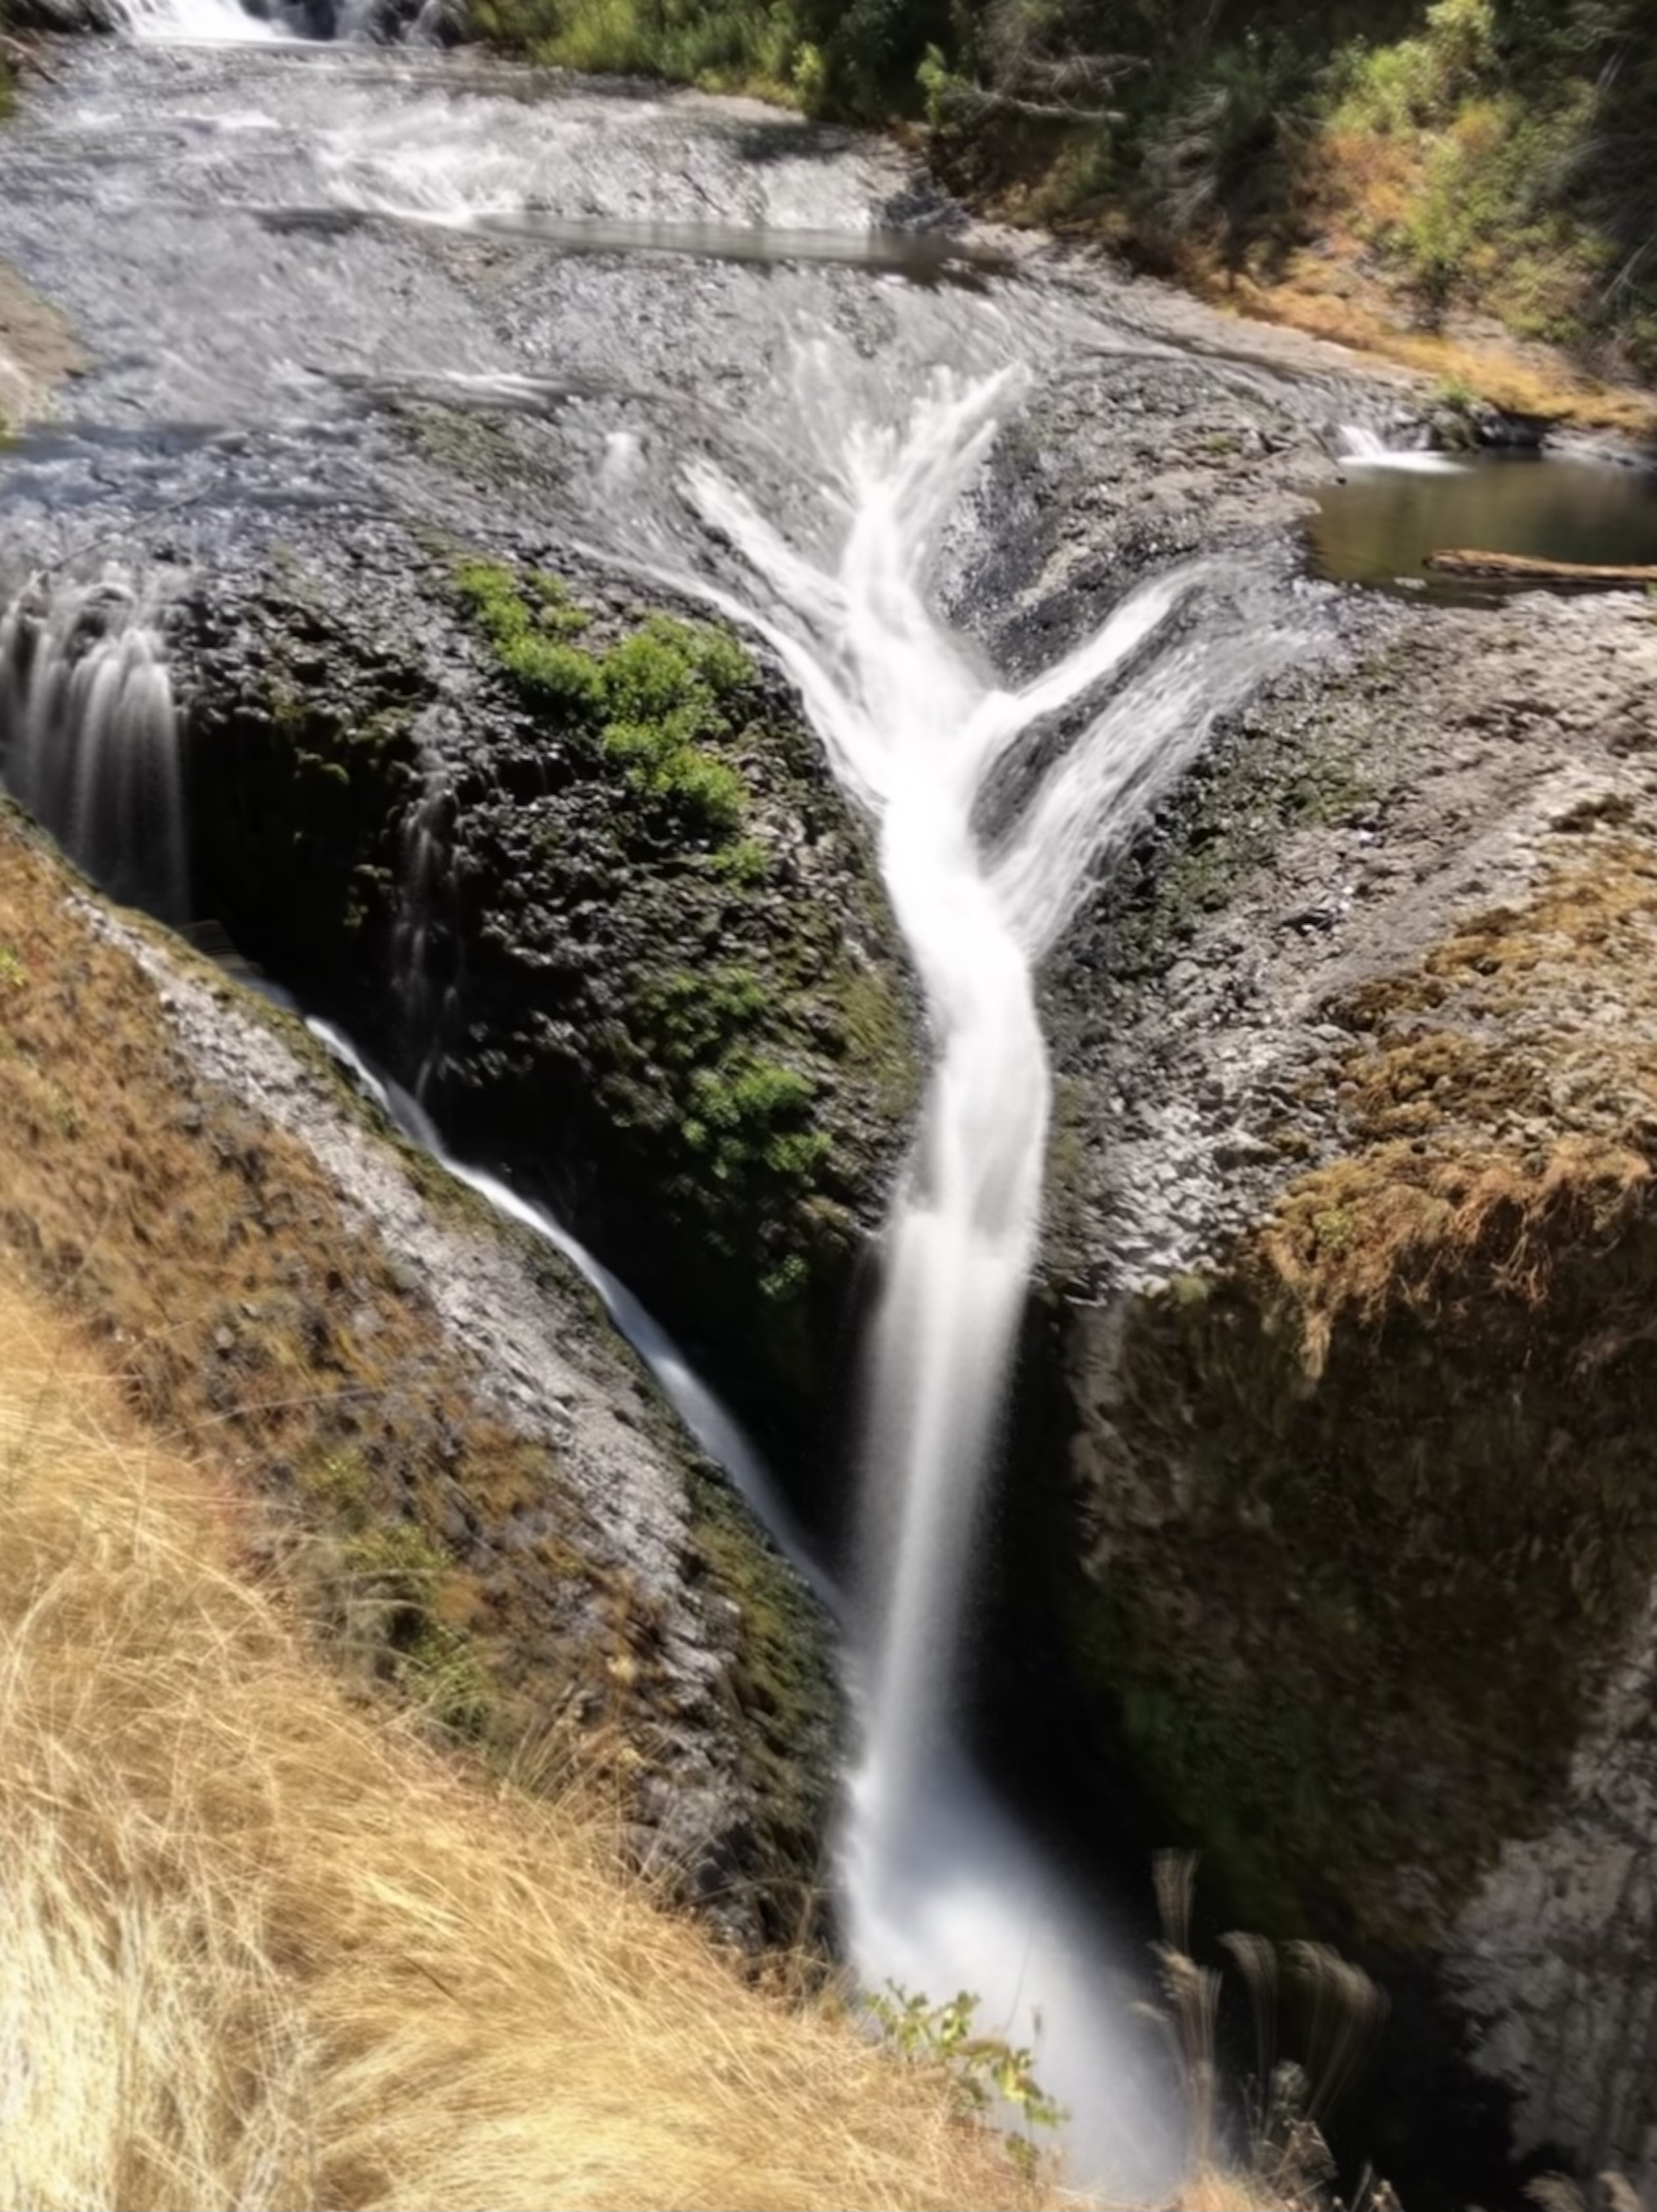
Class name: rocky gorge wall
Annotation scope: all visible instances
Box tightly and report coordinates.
[174,517,917,1503]
[0,797,836,1946]
[74,321,1657,2198]
[1043,590,1657,2192]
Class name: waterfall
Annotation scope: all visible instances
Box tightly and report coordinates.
[1334,422,1466,474]
[672,366,1304,2186]
[105,0,406,47]
[0,577,189,923]
[0,396,1303,2190]
[107,0,284,41]
[305,1015,835,1606]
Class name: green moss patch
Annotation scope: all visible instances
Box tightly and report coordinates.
[442,555,917,1440]
[456,561,753,841]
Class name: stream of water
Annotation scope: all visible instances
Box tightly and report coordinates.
[0,9,1335,2189]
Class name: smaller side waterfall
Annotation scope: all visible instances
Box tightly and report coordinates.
[0,578,189,923]
[306,1015,834,1606]
[1333,422,1465,475]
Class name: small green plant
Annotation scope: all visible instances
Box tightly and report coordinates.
[0,945,27,990]
[866,1983,1063,2175]
[529,571,593,637]
[341,1520,492,1736]
[916,41,962,125]
[708,835,771,886]
[1433,371,1479,413]
[682,1054,826,1184]
[792,38,827,110]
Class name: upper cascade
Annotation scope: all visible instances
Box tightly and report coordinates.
[103,0,425,45]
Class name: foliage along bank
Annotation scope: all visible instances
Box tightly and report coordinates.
[466,0,1657,411]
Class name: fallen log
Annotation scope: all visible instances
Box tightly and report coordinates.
[1426,547,1657,585]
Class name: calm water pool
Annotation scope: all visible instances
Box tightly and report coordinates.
[1310,451,1657,601]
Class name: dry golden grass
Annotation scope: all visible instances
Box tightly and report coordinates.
[1174,2175,1305,2212]
[0,1270,1058,2212]
[0,820,1308,2212]
[1253,838,1657,1368]
[1194,261,1657,438]
[0,807,798,1886]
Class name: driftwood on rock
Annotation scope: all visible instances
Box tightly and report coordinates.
[1428,548,1657,586]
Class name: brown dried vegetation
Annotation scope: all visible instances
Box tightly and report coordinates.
[1072,815,1657,1944]
[0,801,827,1933]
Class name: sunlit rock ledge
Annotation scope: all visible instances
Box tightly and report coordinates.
[0,799,836,1948]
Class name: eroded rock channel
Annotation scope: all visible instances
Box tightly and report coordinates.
[5,20,1657,2203]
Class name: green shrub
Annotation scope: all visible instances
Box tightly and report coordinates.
[683,1054,825,1183]
[471,0,804,92]
[1330,0,1497,131]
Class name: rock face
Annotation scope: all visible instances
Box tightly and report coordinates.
[7,0,122,30]
[1450,1598,1657,2196]
[174,519,917,1497]
[0,801,835,1947]
[1042,591,1657,2184]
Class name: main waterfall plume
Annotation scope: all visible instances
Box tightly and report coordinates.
[674,365,1301,2186]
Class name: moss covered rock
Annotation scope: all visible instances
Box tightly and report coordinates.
[1063,821,1657,1933]
[180,534,917,1493]
[0,795,840,1944]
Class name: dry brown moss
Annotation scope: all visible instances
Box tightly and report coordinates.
[0,807,780,1884]
[1256,839,1657,1367]
[1070,822,1657,1944]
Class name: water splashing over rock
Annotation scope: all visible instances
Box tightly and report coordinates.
[667,364,1309,2190]
[0,577,189,922]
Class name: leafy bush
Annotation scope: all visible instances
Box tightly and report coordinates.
[1329,0,1496,131]
[468,0,802,92]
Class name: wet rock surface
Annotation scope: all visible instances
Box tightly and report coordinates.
[173,521,917,1484]
[1044,590,1657,2200]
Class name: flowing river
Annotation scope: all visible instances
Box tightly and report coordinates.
[0,5,1348,2190]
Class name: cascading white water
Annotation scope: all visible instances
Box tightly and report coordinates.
[302,1014,834,1605]
[108,0,283,43]
[669,365,1305,2186]
[1334,422,1465,474]
[0,577,189,922]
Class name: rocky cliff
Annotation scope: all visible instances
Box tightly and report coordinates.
[1045,590,1657,2192]
[174,514,917,1499]
[0,798,835,1946]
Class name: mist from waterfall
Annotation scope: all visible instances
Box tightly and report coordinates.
[0,577,189,923]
